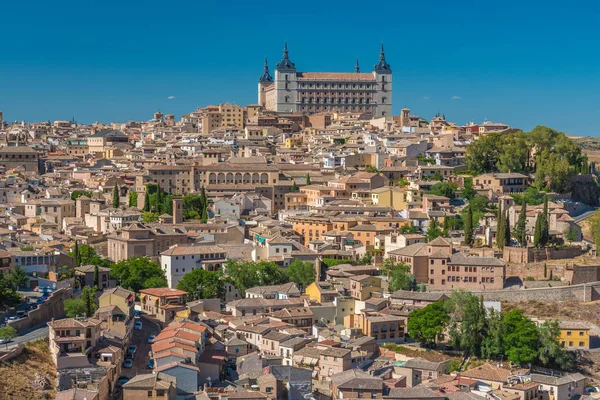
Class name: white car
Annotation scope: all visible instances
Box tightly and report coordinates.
[134,321,142,330]
[0,338,11,344]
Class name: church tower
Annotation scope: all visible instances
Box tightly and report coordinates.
[373,44,392,117]
[274,42,298,113]
[257,58,273,107]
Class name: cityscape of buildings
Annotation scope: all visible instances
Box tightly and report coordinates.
[0,44,600,400]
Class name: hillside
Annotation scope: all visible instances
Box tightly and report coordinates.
[0,340,56,400]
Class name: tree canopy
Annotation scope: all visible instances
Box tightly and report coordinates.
[465,126,587,193]
[427,182,458,199]
[224,260,288,296]
[110,257,167,292]
[177,269,223,300]
[407,301,450,344]
[285,260,316,288]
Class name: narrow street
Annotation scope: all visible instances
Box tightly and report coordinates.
[120,317,160,379]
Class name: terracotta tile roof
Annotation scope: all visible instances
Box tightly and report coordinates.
[139,287,187,297]
[461,363,529,383]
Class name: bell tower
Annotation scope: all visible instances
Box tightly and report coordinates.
[257,58,273,107]
[274,42,298,113]
[373,43,392,118]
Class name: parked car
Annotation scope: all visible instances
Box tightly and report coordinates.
[0,338,12,344]
[117,376,130,387]
[16,311,27,318]
[128,345,137,356]
[134,321,142,330]
[122,358,133,368]
[134,310,141,317]
[147,359,155,369]
[147,334,156,343]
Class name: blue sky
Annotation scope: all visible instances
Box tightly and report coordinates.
[1,0,599,135]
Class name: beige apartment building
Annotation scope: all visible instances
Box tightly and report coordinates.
[139,288,188,324]
[107,222,188,262]
[0,146,40,172]
[473,172,528,196]
[48,317,103,369]
[24,198,75,228]
[430,252,505,291]
[200,103,245,134]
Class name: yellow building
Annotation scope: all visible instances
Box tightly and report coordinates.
[370,186,407,210]
[559,321,590,349]
[305,281,339,303]
[349,275,382,300]
[98,286,136,317]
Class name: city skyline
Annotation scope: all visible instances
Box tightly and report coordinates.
[1,0,599,135]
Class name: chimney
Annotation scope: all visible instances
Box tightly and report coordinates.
[173,197,183,224]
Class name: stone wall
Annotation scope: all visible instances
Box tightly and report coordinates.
[506,262,574,282]
[572,265,600,285]
[8,287,73,333]
[462,282,598,303]
[503,246,583,263]
[0,345,24,362]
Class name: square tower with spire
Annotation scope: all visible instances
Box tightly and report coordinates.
[258,43,392,117]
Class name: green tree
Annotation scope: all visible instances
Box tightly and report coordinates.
[177,269,223,300]
[589,209,600,250]
[534,213,543,248]
[111,257,167,292]
[291,180,298,193]
[285,260,316,288]
[93,265,99,287]
[81,286,98,317]
[73,240,81,268]
[426,218,443,242]
[305,173,311,185]
[465,195,488,225]
[503,210,511,248]
[464,205,473,245]
[496,203,506,249]
[68,244,111,268]
[385,259,416,292]
[143,190,151,212]
[407,301,450,344]
[142,212,159,223]
[428,182,458,198]
[321,258,351,268]
[201,200,209,223]
[398,224,418,234]
[501,309,539,365]
[224,260,288,297]
[513,198,528,247]
[540,195,549,246]
[71,190,92,201]
[9,267,28,290]
[481,309,503,360]
[565,227,577,244]
[0,325,17,340]
[396,177,409,187]
[112,182,120,208]
[511,187,545,206]
[537,320,574,369]
[446,291,487,357]
[0,272,21,308]
[128,190,138,207]
[365,165,380,173]
[64,298,87,318]
[463,178,476,200]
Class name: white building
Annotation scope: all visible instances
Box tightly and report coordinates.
[160,244,227,288]
[258,43,392,117]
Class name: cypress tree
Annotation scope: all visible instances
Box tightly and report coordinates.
[73,240,81,268]
[112,182,120,209]
[143,190,151,212]
[93,264,99,288]
[534,213,543,247]
[543,263,547,278]
[540,195,549,246]
[291,180,298,193]
[464,205,473,245]
[496,203,505,249]
[156,187,162,214]
[504,210,511,247]
[515,198,527,246]
[306,173,311,185]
